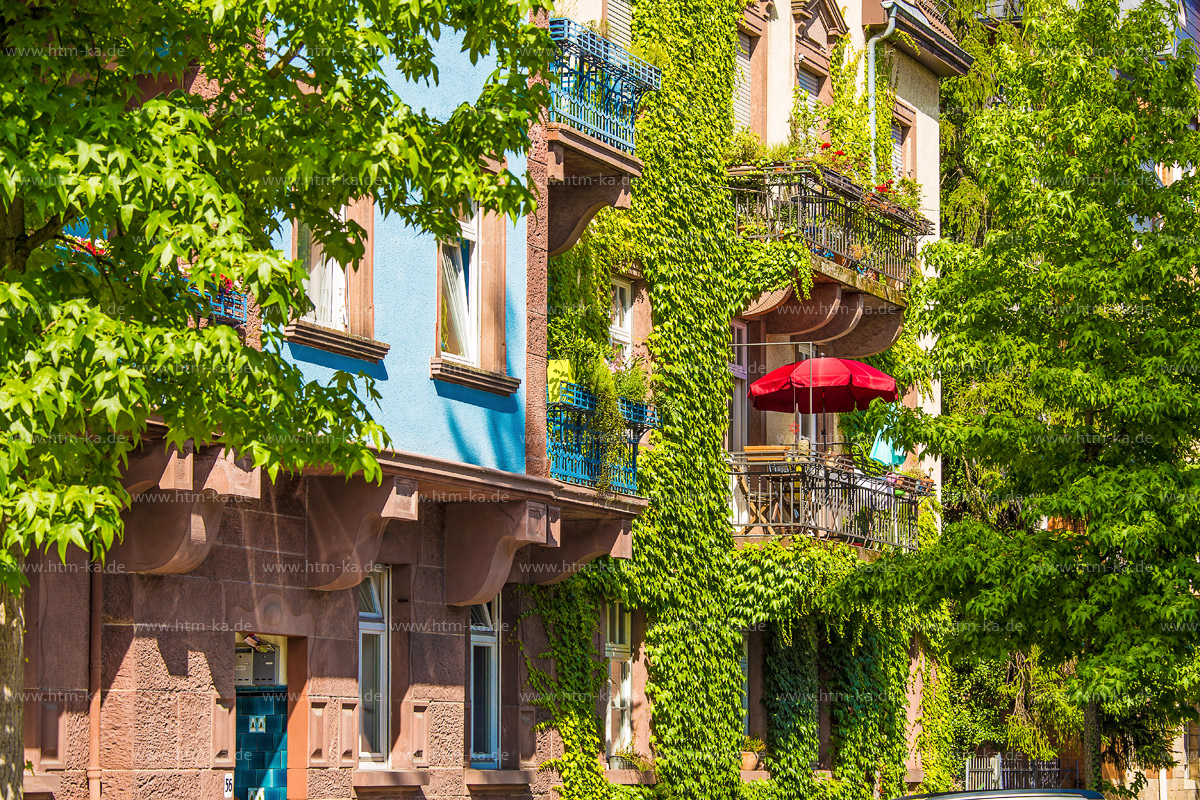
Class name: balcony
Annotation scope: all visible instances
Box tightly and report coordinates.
[729,162,931,291]
[729,445,933,550]
[548,381,658,495]
[543,19,661,257]
[547,18,661,156]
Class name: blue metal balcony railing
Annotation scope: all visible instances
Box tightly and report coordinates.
[548,381,657,495]
[191,286,249,325]
[548,17,662,155]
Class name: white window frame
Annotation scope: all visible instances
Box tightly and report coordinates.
[794,342,817,444]
[358,567,389,764]
[604,603,633,757]
[470,597,502,769]
[728,322,748,454]
[610,278,633,361]
[299,207,350,332]
[740,635,750,736]
[439,204,482,366]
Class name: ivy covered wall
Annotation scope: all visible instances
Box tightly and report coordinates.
[527,0,950,796]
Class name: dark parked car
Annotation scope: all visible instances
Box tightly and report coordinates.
[895,791,1104,800]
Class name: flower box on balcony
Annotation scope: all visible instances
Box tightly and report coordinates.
[547,381,657,495]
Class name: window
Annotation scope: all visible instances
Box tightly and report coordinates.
[610,279,633,360]
[891,124,906,178]
[797,67,821,111]
[439,204,481,365]
[298,207,349,332]
[734,33,753,128]
[728,322,748,453]
[605,0,632,49]
[740,635,750,736]
[604,603,633,757]
[791,343,816,444]
[358,568,389,763]
[470,597,501,769]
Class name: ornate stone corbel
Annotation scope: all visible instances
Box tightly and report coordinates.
[306,476,419,591]
[111,445,261,574]
[443,501,559,606]
[523,519,632,586]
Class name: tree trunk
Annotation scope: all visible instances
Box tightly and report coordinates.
[0,578,24,800]
[1083,699,1102,791]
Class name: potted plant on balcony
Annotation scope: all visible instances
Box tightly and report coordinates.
[741,735,767,771]
[608,744,652,772]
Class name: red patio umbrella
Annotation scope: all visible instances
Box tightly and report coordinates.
[749,357,898,414]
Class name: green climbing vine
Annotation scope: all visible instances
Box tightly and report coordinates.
[530,2,961,798]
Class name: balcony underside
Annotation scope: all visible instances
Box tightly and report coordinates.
[546,123,642,257]
[740,275,905,358]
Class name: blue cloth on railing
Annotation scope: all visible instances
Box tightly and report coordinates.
[870,431,905,467]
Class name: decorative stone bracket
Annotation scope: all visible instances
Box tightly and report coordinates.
[110,444,261,574]
[444,501,560,606]
[306,476,419,591]
[522,519,632,586]
[547,179,631,257]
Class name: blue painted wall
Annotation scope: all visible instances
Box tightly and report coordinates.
[277,32,528,475]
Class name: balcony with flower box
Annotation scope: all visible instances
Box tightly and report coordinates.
[543,18,662,256]
[728,160,932,357]
[547,381,658,496]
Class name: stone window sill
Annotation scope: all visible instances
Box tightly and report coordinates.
[352,769,430,791]
[23,774,61,798]
[605,768,656,785]
[463,769,536,787]
[430,357,521,396]
[285,320,390,363]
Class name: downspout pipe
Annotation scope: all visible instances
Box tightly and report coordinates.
[867,0,899,183]
[88,563,102,800]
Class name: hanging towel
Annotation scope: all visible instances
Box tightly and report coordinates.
[870,430,905,467]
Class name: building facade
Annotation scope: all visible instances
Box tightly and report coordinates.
[21,1,969,798]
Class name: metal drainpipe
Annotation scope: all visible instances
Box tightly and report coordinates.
[867,0,900,183]
[88,565,102,800]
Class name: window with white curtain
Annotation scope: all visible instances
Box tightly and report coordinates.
[470,597,501,769]
[439,204,481,365]
[358,568,388,763]
[610,279,633,361]
[298,207,350,331]
[604,603,633,758]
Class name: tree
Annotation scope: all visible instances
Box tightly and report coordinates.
[869,0,1200,787]
[0,0,550,792]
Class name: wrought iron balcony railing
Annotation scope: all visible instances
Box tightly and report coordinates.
[547,18,662,155]
[729,448,933,550]
[729,163,932,289]
[548,381,657,495]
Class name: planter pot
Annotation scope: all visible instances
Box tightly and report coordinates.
[608,756,638,771]
[740,751,760,771]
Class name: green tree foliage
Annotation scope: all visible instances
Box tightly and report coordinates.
[0,0,550,790]
[867,0,1200,783]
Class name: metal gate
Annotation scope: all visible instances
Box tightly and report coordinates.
[965,753,1080,790]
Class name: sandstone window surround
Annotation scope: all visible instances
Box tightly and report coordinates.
[893,101,917,179]
[430,200,519,395]
[284,196,390,363]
